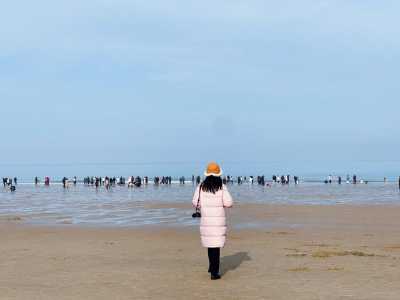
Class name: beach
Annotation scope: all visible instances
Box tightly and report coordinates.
[2,204,400,300]
[3,0,400,298]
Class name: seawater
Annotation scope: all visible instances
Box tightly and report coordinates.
[1,182,400,227]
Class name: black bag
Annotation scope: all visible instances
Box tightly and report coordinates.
[192,184,202,218]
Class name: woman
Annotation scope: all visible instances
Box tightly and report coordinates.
[192,162,233,280]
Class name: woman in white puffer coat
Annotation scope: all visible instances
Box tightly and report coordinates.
[192,162,233,280]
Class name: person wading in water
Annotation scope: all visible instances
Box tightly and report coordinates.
[192,162,233,280]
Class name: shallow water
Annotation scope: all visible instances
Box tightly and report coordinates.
[0,183,399,227]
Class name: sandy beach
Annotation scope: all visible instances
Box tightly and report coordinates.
[2,204,400,300]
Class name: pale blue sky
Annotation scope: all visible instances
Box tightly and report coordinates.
[1,1,399,177]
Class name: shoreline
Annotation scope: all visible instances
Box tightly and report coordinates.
[3,202,400,229]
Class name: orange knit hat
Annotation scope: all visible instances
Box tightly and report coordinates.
[204,162,223,177]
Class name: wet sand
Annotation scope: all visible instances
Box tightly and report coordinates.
[2,204,400,299]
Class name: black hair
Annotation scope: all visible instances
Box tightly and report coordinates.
[201,176,223,194]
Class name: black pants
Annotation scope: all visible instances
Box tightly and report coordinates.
[208,248,220,275]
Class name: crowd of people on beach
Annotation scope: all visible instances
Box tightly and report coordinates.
[218,175,300,186]
[2,175,400,191]
[80,176,172,189]
[324,174,372,184]
[2,177,17,191]
[82,176,145,188]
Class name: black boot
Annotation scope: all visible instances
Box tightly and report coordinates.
[208,248,220,279]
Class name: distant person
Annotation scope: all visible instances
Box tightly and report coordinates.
[13,177,17,185]
[134,176,142,187]
[338,176,342,185]
[62,177,68,188]
[73,176,77,186]
[105,177,110,189]
[353,175,357,184]
[127,176,133,187]
[34,177,39,185]
[192,162,233,280]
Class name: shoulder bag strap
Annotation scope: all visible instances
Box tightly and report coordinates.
[196,183,202,211]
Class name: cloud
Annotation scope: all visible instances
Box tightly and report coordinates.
[2,0,400,54]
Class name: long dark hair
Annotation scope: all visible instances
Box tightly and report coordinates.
[201,176,223,194]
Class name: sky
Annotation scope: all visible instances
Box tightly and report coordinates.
[1,1,400,178]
